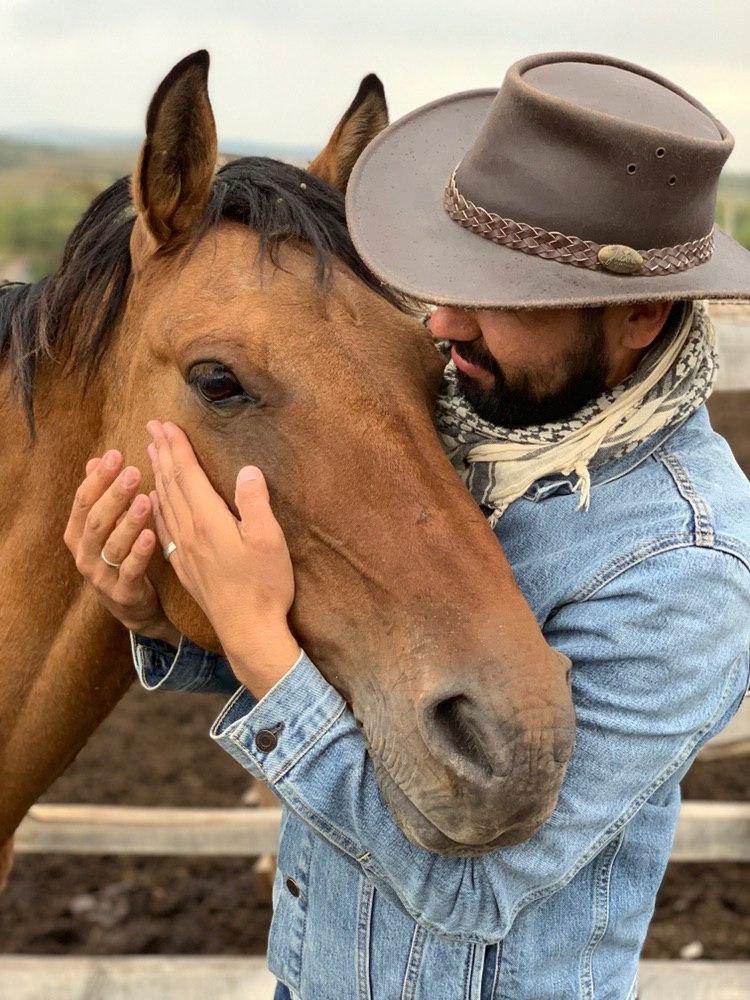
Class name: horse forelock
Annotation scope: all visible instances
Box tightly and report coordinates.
[0,156,409,433]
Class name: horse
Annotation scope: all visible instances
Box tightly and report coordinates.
[0,51,574,888]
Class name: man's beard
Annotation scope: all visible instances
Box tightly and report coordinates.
[453,309,609,429]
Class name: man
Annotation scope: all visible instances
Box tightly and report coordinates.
[67,53,750,999]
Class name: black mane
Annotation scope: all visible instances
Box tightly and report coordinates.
[0,156,396,429]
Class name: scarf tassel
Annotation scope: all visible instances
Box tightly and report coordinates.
[572,462,592,512]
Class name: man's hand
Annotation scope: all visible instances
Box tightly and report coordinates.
[146,420,301,697]
[64,449,180,647]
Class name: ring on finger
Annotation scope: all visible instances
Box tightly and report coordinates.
[163,541,177,562]
[100,550,122,570]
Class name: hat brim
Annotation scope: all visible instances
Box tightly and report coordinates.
[345,89,750,309]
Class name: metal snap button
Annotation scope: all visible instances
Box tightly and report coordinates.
[286,876,301,897]
[255,729,278,752]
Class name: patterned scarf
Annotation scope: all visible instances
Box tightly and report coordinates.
[435,301,718,525]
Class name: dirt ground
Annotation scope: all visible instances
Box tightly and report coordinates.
[1,392,748,960]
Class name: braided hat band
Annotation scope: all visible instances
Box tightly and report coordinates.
[443,168,715,277]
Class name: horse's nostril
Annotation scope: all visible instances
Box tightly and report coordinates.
[430,694,495,780]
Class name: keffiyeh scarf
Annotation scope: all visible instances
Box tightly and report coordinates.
[435,301,718,525]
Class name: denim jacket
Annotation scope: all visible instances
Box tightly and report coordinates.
[132,406,750,1000]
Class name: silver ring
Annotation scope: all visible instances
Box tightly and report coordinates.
[163,541,177,561]
[100,551,121,570]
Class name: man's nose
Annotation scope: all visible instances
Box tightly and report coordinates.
[428,306,479,342]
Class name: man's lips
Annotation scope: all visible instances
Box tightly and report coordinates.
[451,343,493,380]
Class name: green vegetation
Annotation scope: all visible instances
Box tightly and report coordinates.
[1,135,749,285]
[0,137,133,282]
[717,176,750,251]
[0,188,95,280]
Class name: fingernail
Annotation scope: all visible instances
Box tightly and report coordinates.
[147,444,157,463]
[133,495,148,514]
[238,466,260,483]
[104,450,119,469]
[121,467,138,487]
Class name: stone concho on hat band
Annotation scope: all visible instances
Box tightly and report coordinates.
[443,168,715,276]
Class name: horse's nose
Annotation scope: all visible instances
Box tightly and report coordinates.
[421,691,511,784]
[419,678,574,789]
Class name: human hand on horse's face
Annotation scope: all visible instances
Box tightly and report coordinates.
[146,420,301,697]
[64,451,180,646]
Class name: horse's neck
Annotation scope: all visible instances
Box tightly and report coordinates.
[0,362,133,843]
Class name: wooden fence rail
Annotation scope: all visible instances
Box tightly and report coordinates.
[14,799,750,862]
[1,956,750,1000]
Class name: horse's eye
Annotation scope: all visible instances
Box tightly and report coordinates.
[188,362,255,407]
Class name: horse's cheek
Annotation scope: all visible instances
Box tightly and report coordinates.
[149,553,221,653]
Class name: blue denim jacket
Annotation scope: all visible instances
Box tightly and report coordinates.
[132,406,750,1000]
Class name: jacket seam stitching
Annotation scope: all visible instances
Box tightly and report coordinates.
[464,942,475,1000]
[491,942,501,1000]
[568,534,750,604]
[568,535,695,602]
[278,781,375,876]
[293,830,313,994]
[579,832,624,1000]
[400,924,427,1000]
[657,447,715,546]
[356,877,374,1000]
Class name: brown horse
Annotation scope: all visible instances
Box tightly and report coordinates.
[0,52,574,888]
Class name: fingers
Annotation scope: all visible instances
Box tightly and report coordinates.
[100,493,153,568]
[117,528,157,586]
[151,420,223,513]
[146,422,193,540]
[77,464,145,568]
[235,466,276,536]
[66,449,172,640]
[147,420,227,542]
[150,490,189,586]
[149,489,185,572]
[150,490,171,551]
[236,466,269,505]
[64,450,123,555]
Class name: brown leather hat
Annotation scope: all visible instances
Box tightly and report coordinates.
[345,52,750,309]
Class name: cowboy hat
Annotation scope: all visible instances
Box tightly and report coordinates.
[345,52,750,309]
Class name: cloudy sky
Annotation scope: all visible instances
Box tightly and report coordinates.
[1,0,749,168]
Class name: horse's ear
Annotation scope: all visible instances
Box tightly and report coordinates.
[132,50,217,249]
[308,74,388,193]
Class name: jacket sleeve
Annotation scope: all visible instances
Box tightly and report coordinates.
[210,545,750,943]
[130,631,243,697]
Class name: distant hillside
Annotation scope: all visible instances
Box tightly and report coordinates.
[713,174,750,250]
[0,136,136,281]
[0,132,318,283]
[1,134,748,285]
[2,126,316,164]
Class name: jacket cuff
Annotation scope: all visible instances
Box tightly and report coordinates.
[130,630,218,692]
[210,651,345,783]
